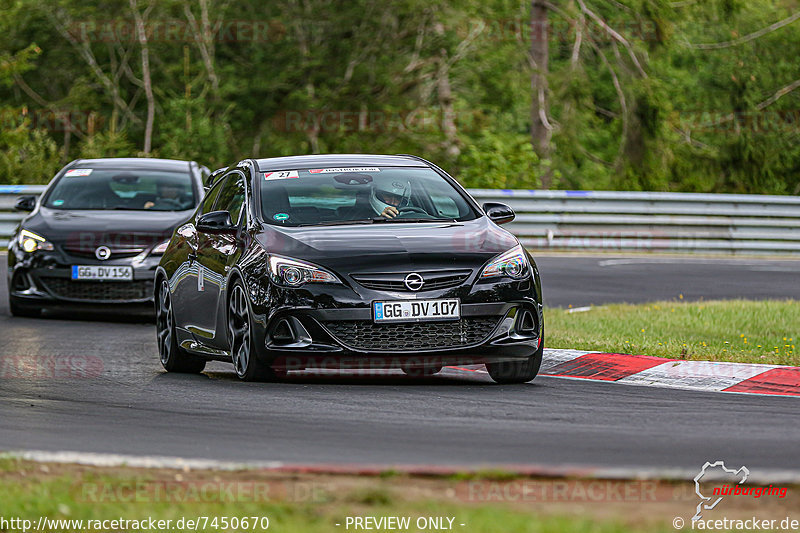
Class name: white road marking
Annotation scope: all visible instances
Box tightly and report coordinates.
[1,450,284,471]
[597,257,800,267]
[566,306,594,313]
[4,449,800,483]
[616,360,781,392]
[539,349,593,373]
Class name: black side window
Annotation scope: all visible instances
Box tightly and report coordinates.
[214,173,246,225]
[200,177,226,216]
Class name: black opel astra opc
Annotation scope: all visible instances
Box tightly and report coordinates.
[155,154,544,384]
[8,158,206,316]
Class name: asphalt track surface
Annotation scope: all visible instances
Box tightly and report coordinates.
[1,254,799,473]
[536,255,800,307]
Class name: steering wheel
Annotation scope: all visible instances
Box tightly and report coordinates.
[147,197,184,210]
[396,206,429,217]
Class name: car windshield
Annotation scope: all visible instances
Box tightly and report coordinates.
[44,168,196,211]
[260,166,477,227]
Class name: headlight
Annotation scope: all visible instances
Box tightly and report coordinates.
[18,229,54,253]
[151,240,170,255]
[480,244,529,280]
[268,255,340,287]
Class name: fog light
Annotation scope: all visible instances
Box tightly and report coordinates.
[268,316,312,348]
[272,319,296,344]
[516,309,536,334]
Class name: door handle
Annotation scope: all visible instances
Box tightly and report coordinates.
[187,236,199,263]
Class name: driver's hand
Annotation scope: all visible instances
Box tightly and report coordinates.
[380,206,398,218]
[144,201,155,209]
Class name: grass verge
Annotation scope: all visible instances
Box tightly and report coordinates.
[0,458,714,533]
[547,300,797,365]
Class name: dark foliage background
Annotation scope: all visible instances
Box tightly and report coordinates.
[1,0,798,194]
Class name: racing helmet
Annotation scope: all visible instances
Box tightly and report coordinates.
[369,175,409,215]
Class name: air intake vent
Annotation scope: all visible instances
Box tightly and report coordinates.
[517,309,537,334]
[352,270,472,292]
[39,277,151,302]
[323,317,500,351]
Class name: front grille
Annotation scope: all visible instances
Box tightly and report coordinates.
[323,317,500,351]
[63,248,144,260]
[39,277,152,302]
[351,270,472,292]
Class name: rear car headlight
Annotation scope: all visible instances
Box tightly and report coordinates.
[151,240,170,255]
[268,255,340,287]
[480,244,529,280]
[18,229,54,253]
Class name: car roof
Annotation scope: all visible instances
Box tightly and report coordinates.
[255,154,428,172]
[69,158,193,171]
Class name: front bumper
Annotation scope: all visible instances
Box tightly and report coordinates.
[8,247,161,308]
[245,271,544,370]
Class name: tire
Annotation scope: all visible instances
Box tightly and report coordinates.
[227,280,278,382]
[9,297,42,318]
[156,278,206,374]
[401,364,443,377]
[486,339,544,384]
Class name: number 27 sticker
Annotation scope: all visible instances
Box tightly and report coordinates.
[264,171,299,180]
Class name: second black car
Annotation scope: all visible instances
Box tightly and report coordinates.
[8,157,207,316]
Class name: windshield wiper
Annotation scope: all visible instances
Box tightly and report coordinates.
[372,217,457,223]
[294,219,376,227]
[292,217,458,227]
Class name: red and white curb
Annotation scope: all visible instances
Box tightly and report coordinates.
[538,349,800,397]
[453,349,800,397]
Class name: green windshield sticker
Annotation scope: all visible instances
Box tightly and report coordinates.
[273,213,290,221]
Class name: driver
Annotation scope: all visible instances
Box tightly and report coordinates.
[144,181,187,210]
[369,176,409,219]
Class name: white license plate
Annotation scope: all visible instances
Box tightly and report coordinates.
[71,265,133,281]
[373,299,460,322]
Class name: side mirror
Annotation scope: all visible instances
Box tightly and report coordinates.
[482,202,515,225]
[15,195,37,212]
[197,210,237,235]
[205,167,228,190]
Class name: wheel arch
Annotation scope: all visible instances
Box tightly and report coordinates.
[218,267,246,344]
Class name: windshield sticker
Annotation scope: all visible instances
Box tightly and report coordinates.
[52,199,65,206]
[273,213,290,221]
[308,167,381,174]
[65,168,93,177]
[264,171,299,180]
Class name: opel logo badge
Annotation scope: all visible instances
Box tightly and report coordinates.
[95,246,112,261]
[404,272,424,291]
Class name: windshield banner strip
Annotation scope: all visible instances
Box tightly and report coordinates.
[65,169,93,177]
[308,167,381,174]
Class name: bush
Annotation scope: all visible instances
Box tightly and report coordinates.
[0,111,61,184]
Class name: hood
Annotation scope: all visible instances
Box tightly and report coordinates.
[255,217,518,274]
[22,207,192,252]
